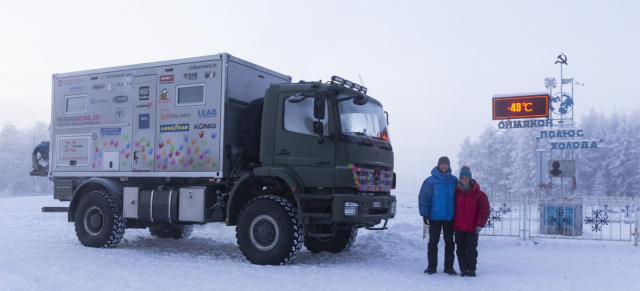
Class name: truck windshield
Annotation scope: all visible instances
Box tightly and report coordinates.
[337,93,390,144]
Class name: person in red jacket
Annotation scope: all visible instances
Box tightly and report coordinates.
[453,166,490,277]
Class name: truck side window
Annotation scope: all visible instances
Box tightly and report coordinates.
[284,96,328,136]
[64,95,87,114]
[176,84,205,106]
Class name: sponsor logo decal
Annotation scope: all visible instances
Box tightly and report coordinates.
[183,72,198,80]
[136,103,152,109]
[113,95,128,103]
[160,75,174,84]
[204,72,215,79]
[198,108,217,118]
[115,108,124,120]
[116,81,130,88]
[100,73,132,79]
[56,115,100,126]
[91,98,108,104]
[64,140,80,152]
[69,86,84,91]
[193,123,216,129]
[159,88,170,103]
[139,114,150,129]
[160,124,189,132]
[139,86,150,101]
[108,83,115,92]
[161,109,190,120]
[57,79,82,87]
[186,63,216,70]
[93,84,105,90]
[100,127,122,136]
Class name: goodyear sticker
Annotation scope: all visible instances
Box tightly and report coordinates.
[160,124,189,132]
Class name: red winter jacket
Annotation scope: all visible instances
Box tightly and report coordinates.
[453,180,490,233]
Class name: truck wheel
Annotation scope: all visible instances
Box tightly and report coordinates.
[304,227,358,253]
[74,190,126,248]
[32,147,49,171]
[236,195,304,265]
[240,98,263,165]
[149,223,193,239]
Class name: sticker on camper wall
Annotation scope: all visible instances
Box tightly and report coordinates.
[159,75,174,84]
[115,108,124,120]
[159,88,170,103]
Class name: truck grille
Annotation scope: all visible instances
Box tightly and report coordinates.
[348,163,393,192]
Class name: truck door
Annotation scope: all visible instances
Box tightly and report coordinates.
[132,75,156,171]
[273,93,335,187]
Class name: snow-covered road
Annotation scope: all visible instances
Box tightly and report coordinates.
[1,194,638,291]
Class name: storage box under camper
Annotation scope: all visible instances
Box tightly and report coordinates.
[50,53,291,179]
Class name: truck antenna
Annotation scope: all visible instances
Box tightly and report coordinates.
[359,74,364,86]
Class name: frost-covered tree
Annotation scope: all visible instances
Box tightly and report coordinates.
[458,110,640,198]
[0,120,52,197]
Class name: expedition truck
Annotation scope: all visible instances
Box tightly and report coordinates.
[31,53,396,265]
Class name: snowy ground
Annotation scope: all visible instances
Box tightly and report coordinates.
[1,193,639,291]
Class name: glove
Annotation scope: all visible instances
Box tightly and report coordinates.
[423,216,429,225]
[476,226,482,234]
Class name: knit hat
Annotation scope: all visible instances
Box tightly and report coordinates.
[459,166,472,180]
[437,156,450,167]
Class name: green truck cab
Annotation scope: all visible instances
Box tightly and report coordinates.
[230,77,396,264]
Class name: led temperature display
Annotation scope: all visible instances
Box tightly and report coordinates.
[492,93,549,120]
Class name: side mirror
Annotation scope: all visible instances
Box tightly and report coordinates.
[313,121,324,135]
[314,92,326,119]
[313,121,325,144]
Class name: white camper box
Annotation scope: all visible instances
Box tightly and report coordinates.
[50,53,291,179]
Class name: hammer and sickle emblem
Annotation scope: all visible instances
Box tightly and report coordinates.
[555,53,568,65]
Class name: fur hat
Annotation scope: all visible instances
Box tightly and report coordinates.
[437,156,450,167]
[459,165,472,180]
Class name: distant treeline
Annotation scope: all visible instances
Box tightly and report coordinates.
[3,110,639,198]
[458,110,640,198]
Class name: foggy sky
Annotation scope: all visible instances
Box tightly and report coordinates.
[2,0,639,194]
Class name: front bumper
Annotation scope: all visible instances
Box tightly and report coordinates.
[298,193,396,224]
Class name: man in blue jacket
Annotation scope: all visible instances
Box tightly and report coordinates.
[419,156,458,275]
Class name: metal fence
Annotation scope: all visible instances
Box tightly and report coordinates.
[481,195,640,245]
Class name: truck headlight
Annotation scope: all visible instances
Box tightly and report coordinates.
[344,202,359,216]
[390,201,397,215]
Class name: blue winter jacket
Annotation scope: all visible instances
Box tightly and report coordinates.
[418,166,458,221]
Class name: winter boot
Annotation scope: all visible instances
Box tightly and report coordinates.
[444,268,458,276]
[468,270,476,277]
[460,270,468,277]
[424,268,436,274]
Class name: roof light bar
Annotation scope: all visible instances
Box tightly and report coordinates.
[331,76,367,94]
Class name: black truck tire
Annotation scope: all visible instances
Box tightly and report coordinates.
[304,227,358,253]
[32,147,49,171]
[149,224,193,239]
[236,195,304,265]
[74,190,126,248]
[240,98,264,165]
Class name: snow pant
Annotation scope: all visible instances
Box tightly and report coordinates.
[427,220,455,270]
[454,230,479,272]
